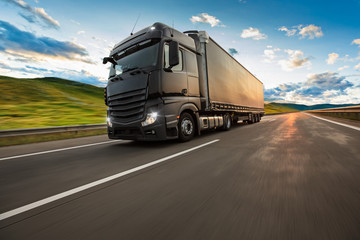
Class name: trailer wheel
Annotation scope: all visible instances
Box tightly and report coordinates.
[222,114,231,131]
[248,114,254,124]
[178,112,195,142]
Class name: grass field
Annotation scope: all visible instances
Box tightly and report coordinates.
[264,102,298,114]
[0,75,107,130]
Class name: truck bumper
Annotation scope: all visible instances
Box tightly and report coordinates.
[107,118,175,141]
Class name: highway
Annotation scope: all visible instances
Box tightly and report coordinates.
[0,112,360,240]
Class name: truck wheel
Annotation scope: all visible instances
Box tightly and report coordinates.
[178,112,195,142]
[248,114,254,124]
[222,114,231,131]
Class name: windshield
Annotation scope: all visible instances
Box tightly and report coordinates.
[109,40,160,77]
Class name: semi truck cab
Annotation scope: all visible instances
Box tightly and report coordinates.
[104,23,200,141]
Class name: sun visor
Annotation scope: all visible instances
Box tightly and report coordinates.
[110,30,162,57]
[146,29,162,39]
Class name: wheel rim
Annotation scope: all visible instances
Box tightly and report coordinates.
[181,118,193,136]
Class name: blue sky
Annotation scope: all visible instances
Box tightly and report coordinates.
[1,0,360,104]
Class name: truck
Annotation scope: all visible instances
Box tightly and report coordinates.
[103,22,264,141]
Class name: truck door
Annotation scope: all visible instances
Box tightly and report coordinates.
[184,50,200,105]
[162,43,188,130]
[162,44,188,98]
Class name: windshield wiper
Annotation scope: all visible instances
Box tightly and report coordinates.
[122,66,139,73]
[109,75,123,82]
[124,67,148,75]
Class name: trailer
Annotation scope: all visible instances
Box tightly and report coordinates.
[103,22,264,141]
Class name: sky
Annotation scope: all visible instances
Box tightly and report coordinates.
[0,0,360,105]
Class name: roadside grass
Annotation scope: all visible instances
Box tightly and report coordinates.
[0,76,107,130]
[0,128,107,147]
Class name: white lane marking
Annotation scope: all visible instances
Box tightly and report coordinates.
[305,113,360,131]
[0,139,220,221]
[0,140,121,162]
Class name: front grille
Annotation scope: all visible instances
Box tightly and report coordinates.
[108,88,147,123]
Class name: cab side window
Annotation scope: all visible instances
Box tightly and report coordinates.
[164,44,183,71]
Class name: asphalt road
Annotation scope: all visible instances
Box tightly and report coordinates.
[0,112,360,240]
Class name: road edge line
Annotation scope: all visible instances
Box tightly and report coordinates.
[304,113,360,131]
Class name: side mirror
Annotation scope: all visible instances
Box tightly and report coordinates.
[169,41,179,67]
[103,57,117,65]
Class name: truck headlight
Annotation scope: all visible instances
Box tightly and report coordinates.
[141,112,158,127]
[107,117,112,127]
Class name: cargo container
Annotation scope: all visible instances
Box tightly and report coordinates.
[103,22,264,141]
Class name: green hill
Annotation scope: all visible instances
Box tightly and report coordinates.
[0,75,106,130]
[264,102,359,114]
[264,102,298,114]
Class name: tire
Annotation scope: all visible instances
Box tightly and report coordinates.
[222,114,231,131]
[178,112,195,142]
[255,114,259,123]
[248,114,254,124]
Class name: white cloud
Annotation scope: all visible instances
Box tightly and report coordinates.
[240,27,267,40]
[336,54,357,62]
[33,7,60,28]
[263,48,281,63]
[71,19,80,25]
[77,30,85,35]
[305,72,353,92]
[5,0,60,29]
[92,36,108,44]
[190,13,225,27]
[278,24,323,39]
[355,63,360,69]
[264,72,358,104]
[278,26,297,36]
[352,39,360,45]
[326,53,339,65]
[322,90,340,98]
[298,24,323,39]
[278,49,310,71]
[337,65,349,71]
